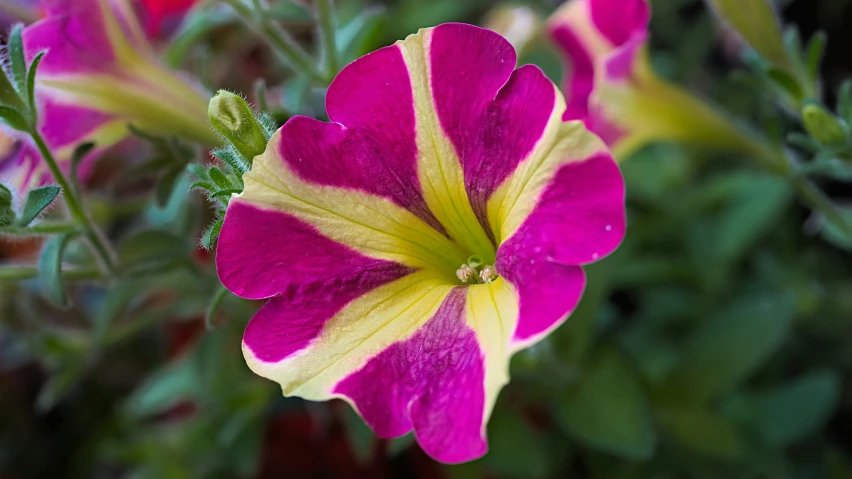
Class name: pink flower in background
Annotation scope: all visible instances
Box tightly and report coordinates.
[216,23,625,463]
[548,0,751,159]
[140,0,198,37]
[0,0,216,196]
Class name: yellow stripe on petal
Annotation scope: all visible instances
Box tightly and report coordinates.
[243,271,455,399]
[397,29,498,263]
[466,278,519,425]
[487,87,608,244]
[239,132,467,274]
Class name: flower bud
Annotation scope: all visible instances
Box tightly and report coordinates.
[802,102,847,146]
[208,90,268,162]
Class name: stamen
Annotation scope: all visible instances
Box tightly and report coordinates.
[479,265,497,283]
[456,261,498,284]
[456,264,476,283]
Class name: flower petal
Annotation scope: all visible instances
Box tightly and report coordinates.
[333,278,519,463]
[233,129,467,272]
[397,24,506,258]
[496,152,625,345]
[25,0,150,75]
[243,271,455,399]
[297,44,443,232]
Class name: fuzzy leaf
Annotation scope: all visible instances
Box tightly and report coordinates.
[18,185,61,226]
[37,232,73,308]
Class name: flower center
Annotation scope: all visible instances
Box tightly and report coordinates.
[455,255,498,285]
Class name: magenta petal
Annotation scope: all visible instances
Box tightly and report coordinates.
[24,0,116,73]
[429,25,558,233]
[216,200,412,302]
[38,96,114,148]
[461,64,557,235]
[496,153,624,342]
[499,257,586,344]
[282,45,442,231]
[550,24,595,121]
[334,288,487,463]
[589,0,650,47]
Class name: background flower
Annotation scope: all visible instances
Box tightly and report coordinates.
[0,0,216,196]
[547,0,758,160]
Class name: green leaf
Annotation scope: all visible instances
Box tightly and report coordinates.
[210,188,242,199]
[805,31,827,81]
[343,406,376,465]
[707,0,790,69]
[69,142,95,196]
[821,205,852,250]
[208,166,235,190]
[7,24,28,95]
[35,361,86,412]
[201,217,224,251]
[786,132,821,153]
[659,408,746,460]
[187,163,210,180]
[125,357,200,418]
[190,181,216,192]
[206,285,230,330]
[26,51,45,114]
[839,80,852,124]
[750,370,840,447]
[484,411,550,478]
[387,433,415,457]
[555,349,656,460]
[0,105,31,131]
[18,185,61,226]
[37,232,73,308]
[0,183,14,226]
[688,173,792,288]
[664,292,795,403]
[156,167,184,207]
[766,67,804,102]
[212,148,248,175]
[118,230,191,275]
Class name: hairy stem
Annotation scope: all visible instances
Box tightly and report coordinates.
[31,131,117,276]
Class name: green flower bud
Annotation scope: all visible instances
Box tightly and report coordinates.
[802,102,848,146]
[208,90,268,163]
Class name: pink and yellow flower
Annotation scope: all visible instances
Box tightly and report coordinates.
[216,23,625,463]
[0,0,216,195]
[548,0,754,159]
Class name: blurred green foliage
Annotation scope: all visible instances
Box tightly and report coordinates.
[1,0,852,478]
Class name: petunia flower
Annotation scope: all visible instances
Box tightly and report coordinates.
[547,0,757,160]
[0,0,216,195]
[217,23,626,463]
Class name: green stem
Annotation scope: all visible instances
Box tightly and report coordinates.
[0,265,101,282]
[0,221,80,236]
[31,131,117,276]
[226,0,328,84]
[315,0,340,78]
